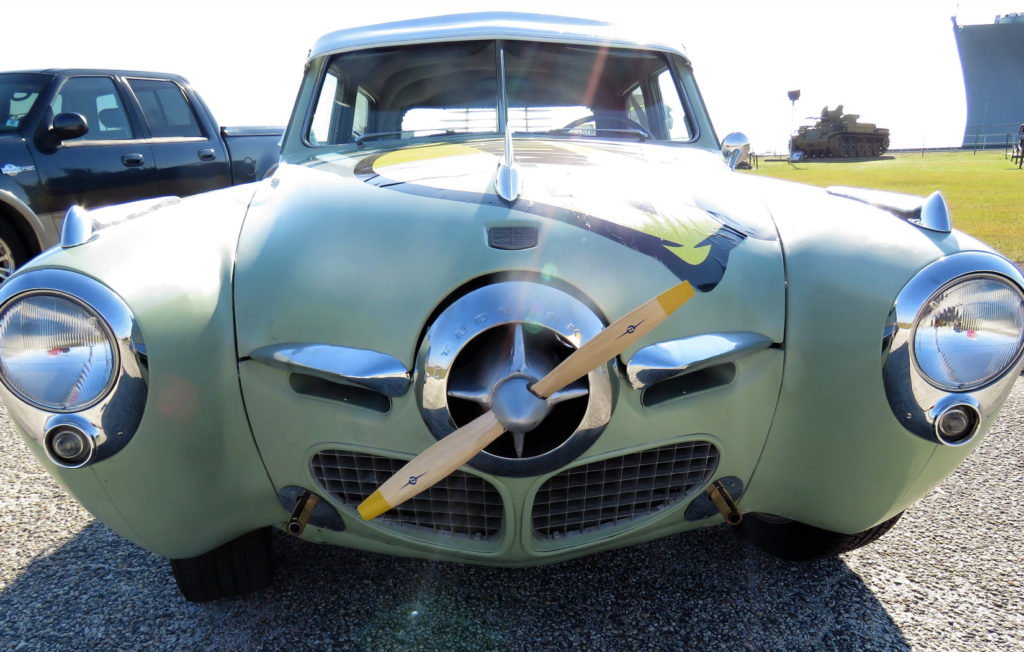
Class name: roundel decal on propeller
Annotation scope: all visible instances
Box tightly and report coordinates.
[348,139,770,292]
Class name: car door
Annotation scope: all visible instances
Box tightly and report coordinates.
[33,75,158,229]
[125,77,230,197]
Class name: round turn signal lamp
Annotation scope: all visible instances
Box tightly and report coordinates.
[46,426,93,466]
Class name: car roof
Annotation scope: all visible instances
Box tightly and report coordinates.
[1,69,189,83]
[309,12,689,63]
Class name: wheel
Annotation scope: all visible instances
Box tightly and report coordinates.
[839,142,848,157]
[733,511,903,561]
[827,137,840,157]
[857,142,866,157]
[873,142,882,156]
[169,528,276,602]
[0,218,30,282]
[882,136,890,150]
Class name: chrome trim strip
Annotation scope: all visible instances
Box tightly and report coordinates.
[626,332,773,390]
[0,269,148,468]
[882,251,1024,445]
[61,196,181,248]
[250,343,411,398]
[826,186,952,233]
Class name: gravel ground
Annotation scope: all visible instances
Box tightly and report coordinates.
[1,381,1022,652]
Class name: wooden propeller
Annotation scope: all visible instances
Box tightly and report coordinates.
[357,280,695,521]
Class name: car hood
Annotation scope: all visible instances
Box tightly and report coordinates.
[291,138,778,291]
[235,137,786,365]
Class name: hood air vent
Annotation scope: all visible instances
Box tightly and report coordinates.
[488,226,537,250]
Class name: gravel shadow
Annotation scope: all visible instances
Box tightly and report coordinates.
[0,508,908,651]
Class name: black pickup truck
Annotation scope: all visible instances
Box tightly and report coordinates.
[0,69,282,278]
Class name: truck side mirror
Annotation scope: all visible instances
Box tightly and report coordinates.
[721,132,750,170]
[51,113,89,142]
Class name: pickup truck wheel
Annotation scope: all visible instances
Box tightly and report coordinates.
[0,219,29,282]
[169,527,276,602]
[733,511,903,561]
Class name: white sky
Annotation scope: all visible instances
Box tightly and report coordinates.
[3,0,1022,151]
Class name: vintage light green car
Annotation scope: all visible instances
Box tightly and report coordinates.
[1,13,1023,603]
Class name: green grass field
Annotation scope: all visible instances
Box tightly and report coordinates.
[745,150,1024,264]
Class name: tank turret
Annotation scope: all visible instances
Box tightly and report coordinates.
[790,105,890,158]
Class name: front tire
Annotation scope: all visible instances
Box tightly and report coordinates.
[0,219,29,282]
[169,528,276,602]
[734,512,903,561]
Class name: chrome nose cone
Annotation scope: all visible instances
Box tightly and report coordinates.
[490,377,551,434]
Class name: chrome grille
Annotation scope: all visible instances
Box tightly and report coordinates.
[310,450,504,541]
[531,441,719,542]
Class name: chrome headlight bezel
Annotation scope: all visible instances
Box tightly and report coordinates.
[0,289,120,412]
[909,273,1024,392]
[882,251,1024,446]
[0,269,147,468]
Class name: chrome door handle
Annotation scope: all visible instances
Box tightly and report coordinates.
[121,154,144,167]
[198,149,216,161]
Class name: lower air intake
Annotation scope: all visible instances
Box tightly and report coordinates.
[310,450,504,541]
[531,441,719,542]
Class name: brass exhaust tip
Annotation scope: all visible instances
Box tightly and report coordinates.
[286,492,321,536]
[706,481,743,525]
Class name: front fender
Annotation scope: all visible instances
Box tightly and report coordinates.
[17,183,282,559]
[741,176,997,533]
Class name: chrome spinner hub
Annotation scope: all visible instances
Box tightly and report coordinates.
[415,281,616,477]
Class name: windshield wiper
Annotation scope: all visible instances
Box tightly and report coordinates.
[547,128,649,142]
[355,129,461,147]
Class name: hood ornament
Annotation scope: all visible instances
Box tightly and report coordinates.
[494,124,522,202]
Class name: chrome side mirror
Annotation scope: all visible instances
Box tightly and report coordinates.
[721,132,750,170]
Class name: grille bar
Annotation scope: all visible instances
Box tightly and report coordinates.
[531,441,719,542]
[310,450,504,541]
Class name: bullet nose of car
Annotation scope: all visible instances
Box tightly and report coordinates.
[490,377,551,433]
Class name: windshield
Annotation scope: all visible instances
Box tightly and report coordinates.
[309,41,499,146]
[0,73,50,134]
[307,40,693,147]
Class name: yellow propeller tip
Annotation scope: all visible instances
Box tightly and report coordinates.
[357,490,391,521]
[655,281,695,315]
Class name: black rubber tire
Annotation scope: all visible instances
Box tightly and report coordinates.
[733,511,903,561]
[0,217,30,281]
[169,528,276,602]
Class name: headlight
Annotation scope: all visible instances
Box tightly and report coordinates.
[913,274,1024,391]
[0,293,117,411]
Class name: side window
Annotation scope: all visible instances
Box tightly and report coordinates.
[309,72,341,145]
[655,70,691,141]
[52,77,133,141]
[352,90,370,139]
[127,79,203,138]
[627,86,650,130]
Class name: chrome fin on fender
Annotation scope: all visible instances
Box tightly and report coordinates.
[826,186,951,233]
[61,196,181,248]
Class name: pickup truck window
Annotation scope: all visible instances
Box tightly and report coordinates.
[51,77,133,141]
[128,79,203,139]
[0,73,48,133]
[308,40,499,146]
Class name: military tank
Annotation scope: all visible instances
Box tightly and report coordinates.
[790,105,890,158]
